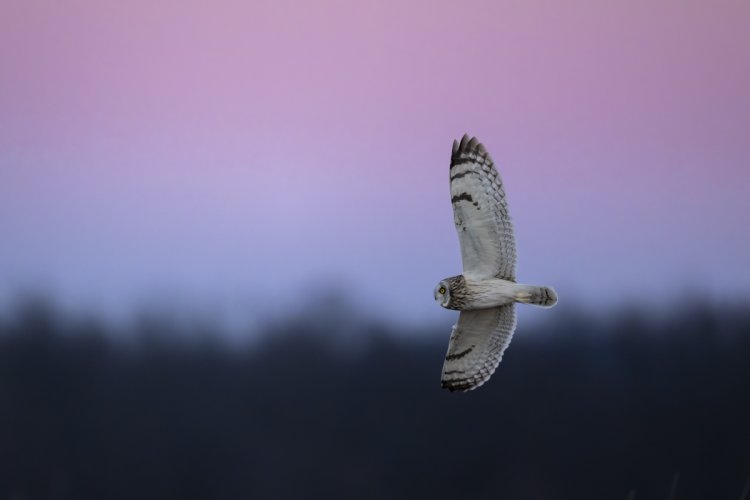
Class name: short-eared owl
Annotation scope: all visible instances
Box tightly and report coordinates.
[435,134,557,392]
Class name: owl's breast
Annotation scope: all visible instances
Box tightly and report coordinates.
[461,278,517,310]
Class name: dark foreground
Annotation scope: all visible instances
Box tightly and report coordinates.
[1,301,749,500]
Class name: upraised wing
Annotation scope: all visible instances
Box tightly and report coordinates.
[449,134,516,281]
[441,305,517,392]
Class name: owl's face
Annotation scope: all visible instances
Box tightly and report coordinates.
[434,280,451,308]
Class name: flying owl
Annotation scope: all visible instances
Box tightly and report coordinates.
[435,134,557,392]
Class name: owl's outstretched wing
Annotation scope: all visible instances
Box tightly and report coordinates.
[450,134,516,281]
[441,305,517,392]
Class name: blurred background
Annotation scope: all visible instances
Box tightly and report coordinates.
[1,0,749,498]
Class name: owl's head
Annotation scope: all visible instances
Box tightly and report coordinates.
[433,280,452,308]
[434,275,466,310]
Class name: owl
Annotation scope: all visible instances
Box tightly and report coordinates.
[435,134,557,392]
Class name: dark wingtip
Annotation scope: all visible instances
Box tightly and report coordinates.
[450,134,493,167]
[459,134,470,150]
[441,382,470,393]
[454,134,485,155]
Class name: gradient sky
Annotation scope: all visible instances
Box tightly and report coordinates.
[1,0,748,326]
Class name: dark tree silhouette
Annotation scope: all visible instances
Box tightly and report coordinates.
[1,299,749,499]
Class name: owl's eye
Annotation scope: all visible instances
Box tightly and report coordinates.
[439,287,446,295]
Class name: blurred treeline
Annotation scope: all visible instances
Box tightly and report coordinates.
[1,299,749,500]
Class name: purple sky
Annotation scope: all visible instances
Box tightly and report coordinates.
[1,1,748,325]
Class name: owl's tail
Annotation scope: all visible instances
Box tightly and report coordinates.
[513,284,558,308]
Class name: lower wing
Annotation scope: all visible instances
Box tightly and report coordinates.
[441,305,517,392]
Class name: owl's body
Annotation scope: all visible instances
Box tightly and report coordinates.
[435,275,557,311]
[435,135,557,392]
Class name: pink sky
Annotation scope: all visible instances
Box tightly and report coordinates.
[1,0,748,324]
